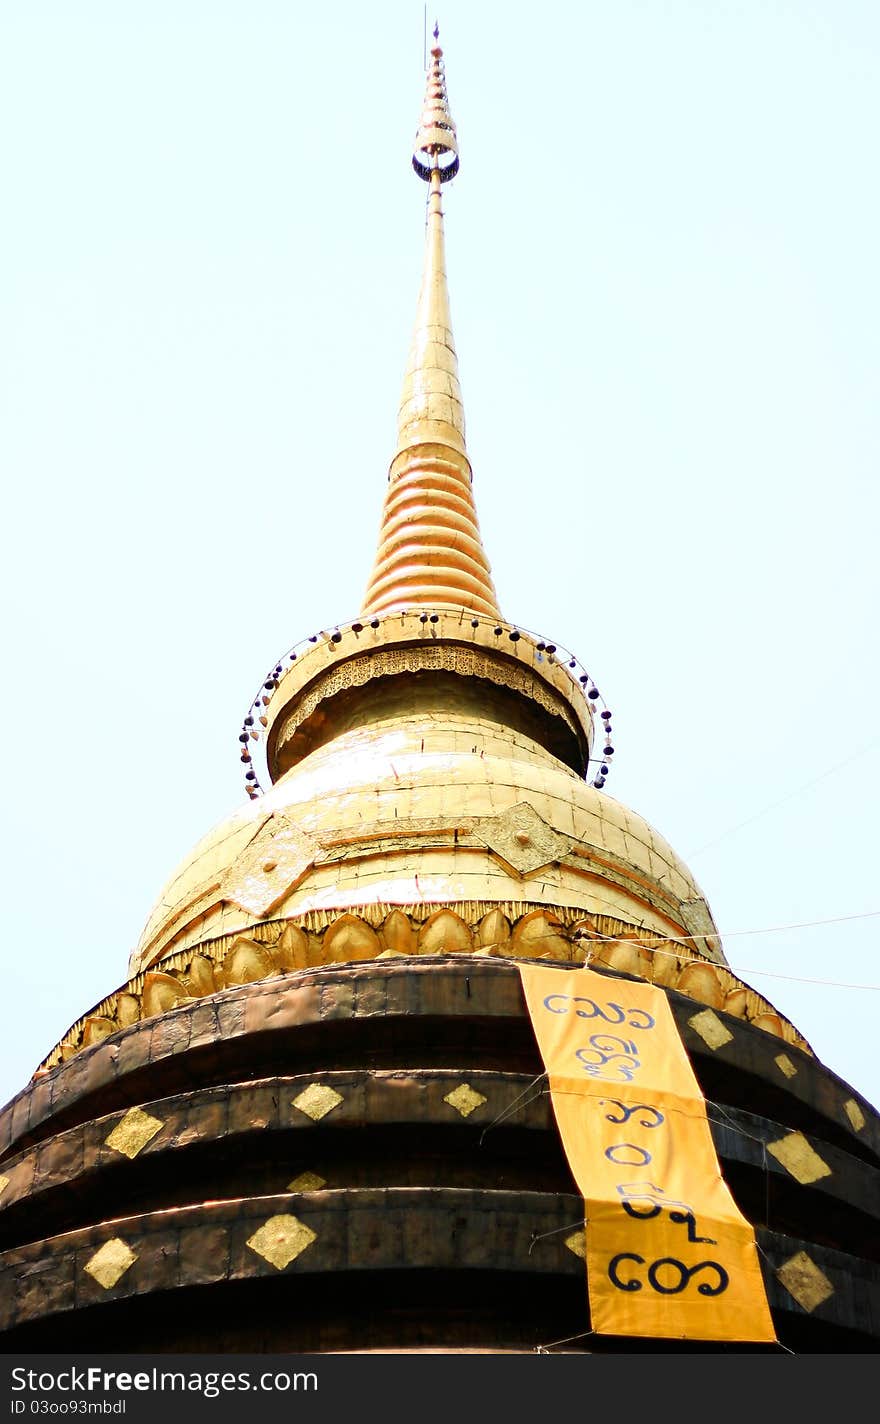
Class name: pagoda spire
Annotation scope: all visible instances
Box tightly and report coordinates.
[362,28,501,619]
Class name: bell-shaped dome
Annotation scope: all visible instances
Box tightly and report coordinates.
[131,684,722,979]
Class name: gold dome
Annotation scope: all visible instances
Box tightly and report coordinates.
[131,676,721,978]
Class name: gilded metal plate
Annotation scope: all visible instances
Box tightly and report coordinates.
[687,1009,734,1050]
[287,1171,327,1192]
[767,1131,832,1185]
[564,1229,587,1260]
[221,816,315,917]
[292,1084,344,1122]
[84,1238,138,1291]
[105,1107,165,1160]
[474,802,574,877]
[843,1099,865,1132]
[775,1250,834,1312]
[443,1083,487,1118]
[247,1214,316,1271]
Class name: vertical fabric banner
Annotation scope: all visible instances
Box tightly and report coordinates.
[519,963,776,1343]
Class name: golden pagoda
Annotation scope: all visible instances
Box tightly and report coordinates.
[0,34,877,1353]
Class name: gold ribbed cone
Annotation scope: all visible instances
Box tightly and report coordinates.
[362,38,500,620]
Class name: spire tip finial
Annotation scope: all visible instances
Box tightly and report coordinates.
[412,24,459,182]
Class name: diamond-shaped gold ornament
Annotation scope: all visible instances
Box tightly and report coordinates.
[287,1171,327,1192]
[767,1131,832,1185]
[221,817,315,917]
[84,1238,138,1290]
[443,1083,487,1118]
[776,1250,834,1312]
[688,1009,734,1050]
[844,1098,865,1132]
[774,1053,798,1079]
[105,1106,165,1159]
[474,802,574,876]
[247,1214,316,1270]
[564,1229,587,1259]
[292,1084,344,1121]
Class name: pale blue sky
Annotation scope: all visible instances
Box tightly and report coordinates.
[1,1,878,1112]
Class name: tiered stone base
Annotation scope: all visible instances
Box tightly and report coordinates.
[1,958,877,1351]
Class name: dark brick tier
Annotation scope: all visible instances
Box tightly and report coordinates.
[1,958,877,1351]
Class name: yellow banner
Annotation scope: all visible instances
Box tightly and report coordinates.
[519,963,775,1342]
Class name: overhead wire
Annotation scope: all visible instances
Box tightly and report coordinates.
[567,908,880,992]
[685,737,880,860]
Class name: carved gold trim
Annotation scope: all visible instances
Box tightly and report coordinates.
[276,644,581,752]
[38,903,810,1072]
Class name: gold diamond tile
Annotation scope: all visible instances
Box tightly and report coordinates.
[247,1214,316,1270]
[767,1131,832,1185]
[688,1009,733,1050]
[474,802,574,876]
[287,1171,327,1192]
[221,817,315,917]
[105,1106,165,1159]
[292,1084,344,1122]
[84,1238,138,1291]
[0,1174,9,1200]
[776,1250,834,1313]
[843,1098,866,1133]
[443,1083,488,1118]
[564,1229,586,1260]
[774,1053,798,1079]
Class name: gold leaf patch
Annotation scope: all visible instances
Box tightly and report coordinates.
[84,1238,138,1291]
[443,1083,488,1118]
[776,1251,834,1313]
[105,1107,165,1160]
[687,1008,733,1050]
[292,1084,344,1122]
[767,1131,832,1185]
[287,1171,327,1192]
[247,1214,316,1270]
